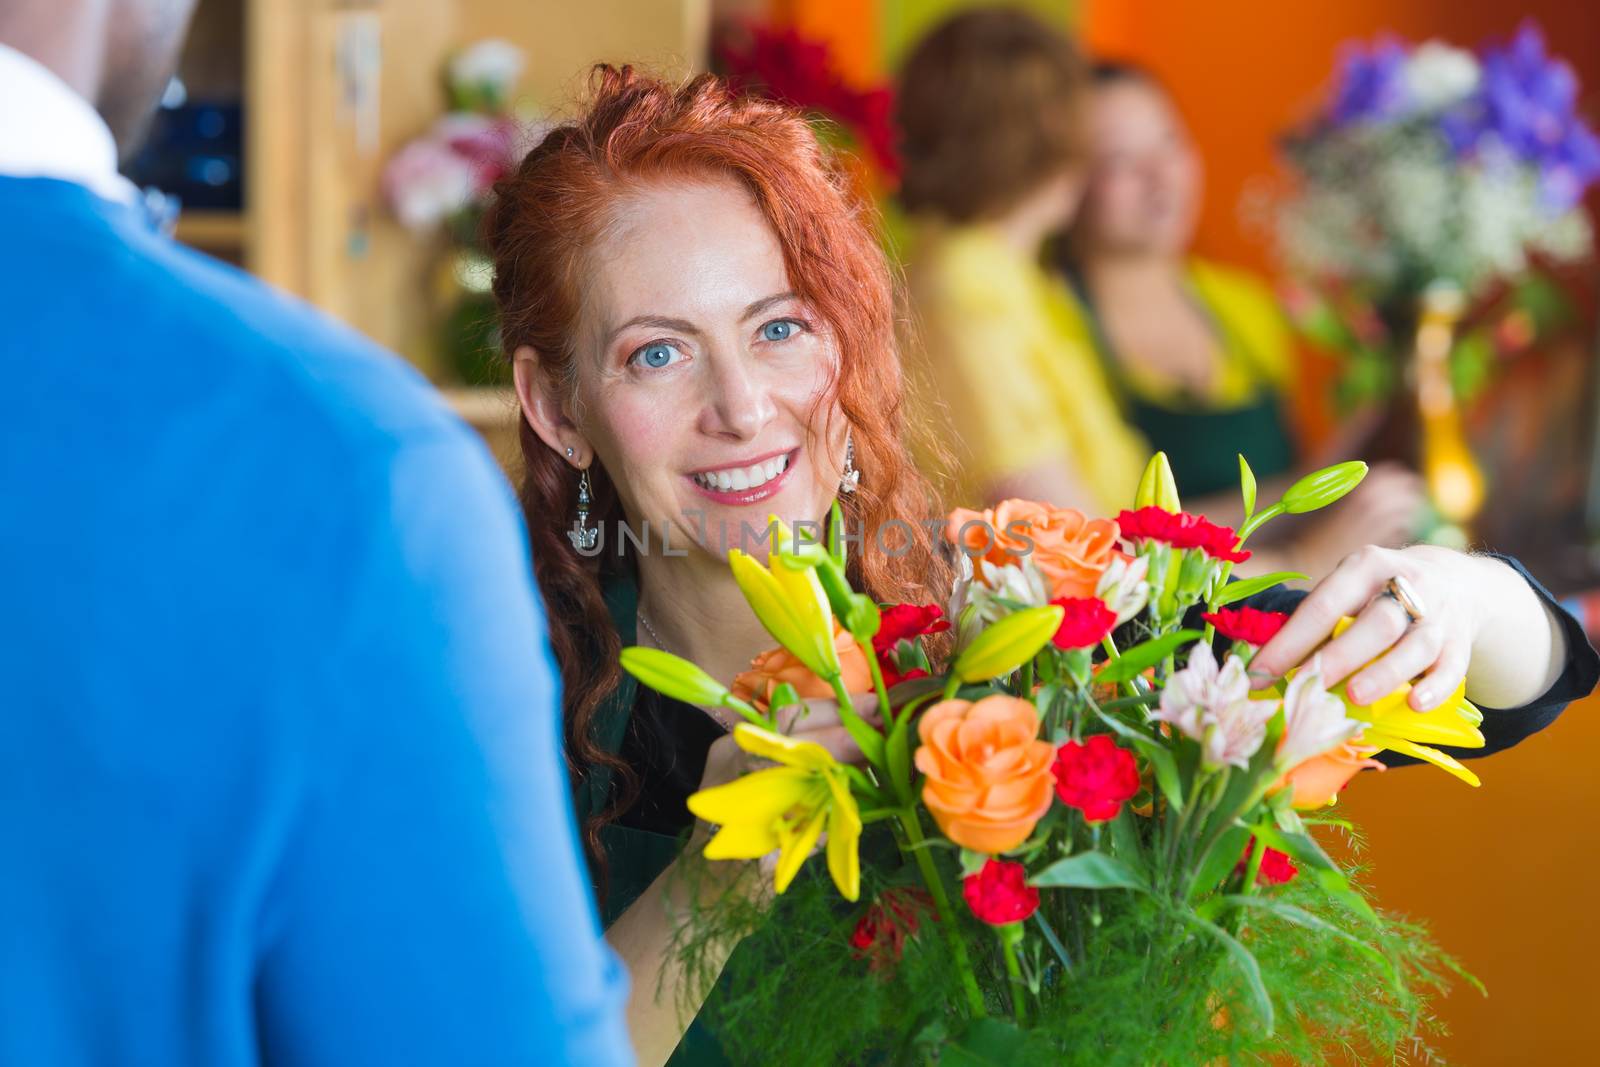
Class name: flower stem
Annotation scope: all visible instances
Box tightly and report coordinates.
[999,925,1029,1026]
[898,810,985,1018]
[859,636,893,722]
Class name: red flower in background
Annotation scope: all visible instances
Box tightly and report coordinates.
[1049,596,1118,650]
[1051,734,1141,823]
[1115,507,1251,564]
[849,887,935,971]
[962,859,1039,925]
[873,604,949,688]
[715,21,901,178]
[1202,606,1291,646]
[1235,837,1299,885]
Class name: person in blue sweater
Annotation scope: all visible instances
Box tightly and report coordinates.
[0,4,632,1065]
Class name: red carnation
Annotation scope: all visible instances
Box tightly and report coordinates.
[850,887,934,971]
[1049,596,1118,650]
[873,604,948,687]
[873,604,950,653]
[1235,837,1299,886]
[1202,606,1290,646]
[1115,507,1251,564]
[962,859,1039,925]
[1051,734,1140,823]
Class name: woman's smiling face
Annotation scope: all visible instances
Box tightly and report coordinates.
[521,175,847,561]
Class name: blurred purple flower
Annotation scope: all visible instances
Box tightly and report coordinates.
[1328,36,1411,126]
[1446,21,1600,212]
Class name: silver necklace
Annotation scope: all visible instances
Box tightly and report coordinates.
[636,610,670,654]
[636,610,735,731]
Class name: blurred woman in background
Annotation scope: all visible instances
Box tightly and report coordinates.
[1059,59,1425,573]
[897,11,1422,577]
[897,7,1147,516]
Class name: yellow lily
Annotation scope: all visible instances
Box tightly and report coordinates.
[1329,617,1486,787]
[687,723,862,901]
[728,547,842,682]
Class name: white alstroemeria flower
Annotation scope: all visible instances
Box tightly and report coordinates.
[1095,554,1151,626]
[1404,41,1480,113]
[1151,646,1271,769]
[449,38,525,96]
[968,560,1051,622]
[1200,694,1277,772]
[1275,658,1366,771]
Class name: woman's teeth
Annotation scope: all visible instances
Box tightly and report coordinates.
[693,453,790,493]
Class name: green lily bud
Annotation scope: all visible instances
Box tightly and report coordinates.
[1282,461,1368,514]
[1135,452,1181,512]
[621,646,735,707]
[953,604,1065,683]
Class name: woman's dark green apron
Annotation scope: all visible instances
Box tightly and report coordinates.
[1064,270,1296,497]
[580,572,733,1066]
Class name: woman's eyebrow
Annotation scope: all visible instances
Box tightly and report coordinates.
[606,314,699,344]
[740,291,798,322]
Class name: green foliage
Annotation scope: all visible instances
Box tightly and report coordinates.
[668,829,1470,1066]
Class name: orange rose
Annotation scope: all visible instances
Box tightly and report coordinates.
[913,695,1055,853]
[946,499,1122,600]
[731,624,874,710]
[1275,743,1384,809]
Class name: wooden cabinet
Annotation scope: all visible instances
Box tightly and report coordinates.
[169,0,710,433]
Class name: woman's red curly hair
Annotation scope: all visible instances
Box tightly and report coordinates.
[483,64,951,884]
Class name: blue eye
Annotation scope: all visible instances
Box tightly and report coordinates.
[631,341,683,369]
[761,319,800,342]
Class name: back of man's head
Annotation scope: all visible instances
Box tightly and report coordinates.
[0,0,197,158]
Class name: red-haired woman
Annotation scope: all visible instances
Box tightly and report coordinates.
[485,65,951,1063]
[485,66,1593,1065]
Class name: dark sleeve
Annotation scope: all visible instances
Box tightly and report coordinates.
[1237,553,1599,767]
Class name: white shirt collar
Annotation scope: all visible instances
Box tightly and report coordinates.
[0,41,140,205]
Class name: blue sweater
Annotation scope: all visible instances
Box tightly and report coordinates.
[0,178,632,1066]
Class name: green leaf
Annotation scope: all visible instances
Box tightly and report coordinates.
[1239,454,1258,522]
[1212,894,1402,993]
[941,1018,1030,1067]
[953,604,1065,682]
[768,682,801,713]
[620,646,732,706]
[1281,461,1368,514]
[958,847,989,879]
[1189,823,1251,902]
[1180,912,1274,1034]
[1030,851,1149,892]
[1211,571,1310,607]
[1249,821,1376,922]
[1097,629,1204,683]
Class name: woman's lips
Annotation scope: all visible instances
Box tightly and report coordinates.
[686,448,798,506]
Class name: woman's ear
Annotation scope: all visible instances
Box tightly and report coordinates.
[513,345,591,467]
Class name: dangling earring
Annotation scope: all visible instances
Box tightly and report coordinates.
[568,468,600,552]
[839,432,860,494]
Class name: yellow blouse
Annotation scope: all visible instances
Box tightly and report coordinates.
[901,223,1149,513]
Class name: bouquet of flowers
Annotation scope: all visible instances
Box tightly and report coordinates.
[624,455,1486,1064]
[381,39,545,385]
[1268,21,1597,406]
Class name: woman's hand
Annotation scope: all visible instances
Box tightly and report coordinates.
[1250,544,1568,711]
